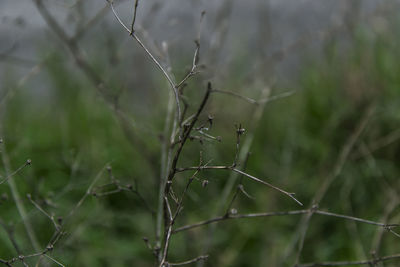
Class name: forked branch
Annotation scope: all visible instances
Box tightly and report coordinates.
[175,165,303,206]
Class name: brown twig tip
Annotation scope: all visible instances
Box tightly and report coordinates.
[26,159,32,165]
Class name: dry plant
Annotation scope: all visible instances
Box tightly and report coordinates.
[0,0,399,266]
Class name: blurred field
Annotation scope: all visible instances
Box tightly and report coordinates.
[1,1,400,266]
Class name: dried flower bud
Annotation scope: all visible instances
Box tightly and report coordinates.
[208,115,214,128]
[237,127,245,135]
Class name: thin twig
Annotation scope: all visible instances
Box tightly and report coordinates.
[298,253,400,266]
[167,255,209,266]
[0,244,57,266]
[172,170,199,223]
[0,146,40,251]
[107,0,181,122]
[225,153,251,215]
[159,197,173,267]
[175,41,200,90]
[0,159,31,185]
[158,84,212,265]
[173,210,310,233]
[67,164,108,219]
[27,194,60,230]
[166,83,212,186]
[211,89,296,105]
[175,165,302,206]
[130,0,139,34]
[43,254,65,267]
[173,208,399,234]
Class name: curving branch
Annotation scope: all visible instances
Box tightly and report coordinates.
[107,0,181,122]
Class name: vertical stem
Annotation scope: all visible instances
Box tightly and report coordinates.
[156,90,175,255]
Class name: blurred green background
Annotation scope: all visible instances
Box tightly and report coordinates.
[1,0,400,266]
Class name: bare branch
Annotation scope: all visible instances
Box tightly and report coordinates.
[173,208,399,234]
[298,253,400,266]
[173,210,310,233]
[166,83,212,186]
[0,159,31,185]
[0,245,57,267]
[211,89,296,105]
[167,255,209,266]
[0,144,40,251]
[43,254,65,267]
[107,0,181,122]
[158,84,212,265]
[27,194,60,231]
[159,197,173,267]
[176,165,302,206]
